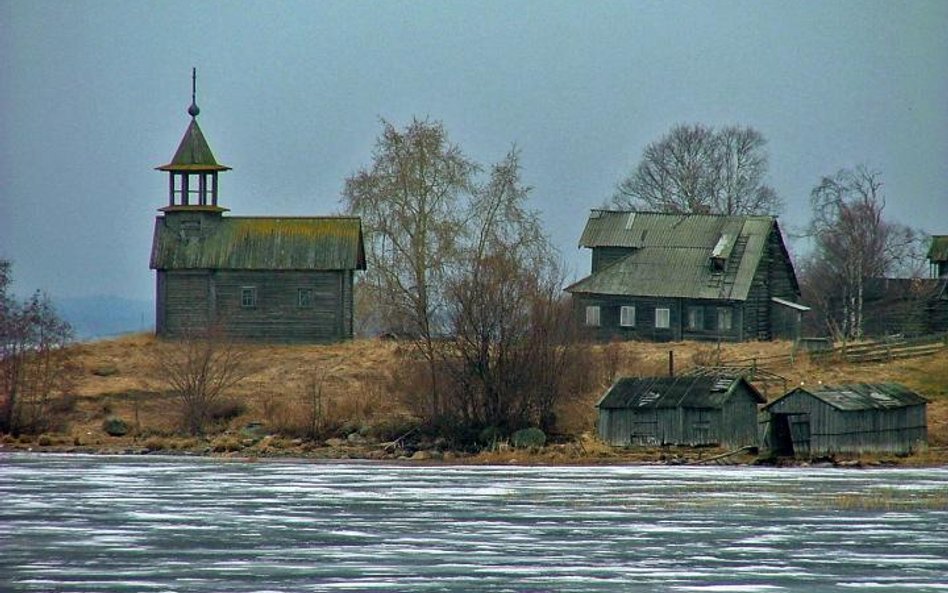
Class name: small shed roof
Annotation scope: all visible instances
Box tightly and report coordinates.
[150,216,366,271]
[764,383,928,412]
[597,375,765,410]
[927,235,948,262]
[567,210,794,301]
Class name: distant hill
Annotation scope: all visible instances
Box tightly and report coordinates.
[56,295,153,340]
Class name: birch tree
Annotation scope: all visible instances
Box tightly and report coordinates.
[614,124,782,216]
[804,166,922,340]
[343,118,476,418]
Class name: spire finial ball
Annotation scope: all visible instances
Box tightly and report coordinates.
[188,67,199,117]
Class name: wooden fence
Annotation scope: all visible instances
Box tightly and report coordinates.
[832,333,948,364]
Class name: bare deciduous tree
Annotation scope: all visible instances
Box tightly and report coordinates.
[0,260,77,435]
[442,151,588,434]
[802,166,925,340]
[154,327,254,435]
[614,123,782,216]
[343,118,477,418]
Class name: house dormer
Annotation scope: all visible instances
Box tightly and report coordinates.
[709,233,733,272]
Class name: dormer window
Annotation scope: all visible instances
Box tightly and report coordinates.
[710,233,732,272]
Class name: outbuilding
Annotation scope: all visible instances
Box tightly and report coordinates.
[596,376,765,448]
[761,383,928,456]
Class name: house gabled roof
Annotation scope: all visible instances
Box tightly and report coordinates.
[150,216,366,271]
[566,210,795,301]
[928,235,948,263]
[597,375,765,410]
[763,383,928,412]
[156,118,231,172]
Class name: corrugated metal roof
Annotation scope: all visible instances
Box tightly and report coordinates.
[150,216,366,271]
[928,235,948,262]
[567,210,777,301]
[597,376,765,410]
[764,383,928,412]
[156,119,230,172]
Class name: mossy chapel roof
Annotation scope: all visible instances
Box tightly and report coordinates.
[150,216,366,271]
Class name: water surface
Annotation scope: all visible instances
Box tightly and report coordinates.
[1,454,946,592]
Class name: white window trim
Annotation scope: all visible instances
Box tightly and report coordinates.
[687,306,703,330]
[585,305,601,327]
[620,305,636,327]
[655,307,670,329]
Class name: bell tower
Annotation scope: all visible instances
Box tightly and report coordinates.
[156,68,230,215]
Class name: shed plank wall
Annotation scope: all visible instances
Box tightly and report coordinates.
[598,385,761,448]
[765,393,927,455]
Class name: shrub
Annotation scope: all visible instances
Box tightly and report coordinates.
[102,416,129,437]
[208,398,247,422]
[511,427,546,449]
[211,436,243,453]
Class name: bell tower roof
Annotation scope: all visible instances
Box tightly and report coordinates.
[156,68,230,172]
[156,69,229,212]
[157,118,230,172]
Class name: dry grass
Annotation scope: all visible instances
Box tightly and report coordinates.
[13,333,948,463]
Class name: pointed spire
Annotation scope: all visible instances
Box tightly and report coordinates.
[157,68,229,172]
[188,67,200,118]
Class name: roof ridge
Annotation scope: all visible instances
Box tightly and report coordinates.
[590,208,776,221]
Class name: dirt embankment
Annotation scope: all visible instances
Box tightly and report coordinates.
[3,333,946,465]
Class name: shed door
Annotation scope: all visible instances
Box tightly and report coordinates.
[630,411,658,445]
[788,415,811,456]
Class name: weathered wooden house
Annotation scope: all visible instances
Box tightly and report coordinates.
[596,375,765,448]
[859,277,946,337]
[929,235,948,279]
[149,75,365,342]
[761,383,928,456]
[566,210,806,342]
[853,236,948,337]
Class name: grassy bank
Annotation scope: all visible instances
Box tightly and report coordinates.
[2,333,946,465]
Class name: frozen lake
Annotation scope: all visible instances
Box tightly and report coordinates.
[1,453,946,592]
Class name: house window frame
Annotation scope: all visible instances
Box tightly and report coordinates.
[240,286,257,309]
[619,305,636,327]
[687,306,704,330]
[717,307,733,331]
[297,287,314,308]
[655,307,671,329]
[585,305,601,327]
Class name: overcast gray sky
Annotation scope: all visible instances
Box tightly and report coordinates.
[2,0,946,302]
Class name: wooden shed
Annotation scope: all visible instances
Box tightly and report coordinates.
[596,376,765,448]
[149,72,365,342]
[566,210,806,342]
[761,383,928,456]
